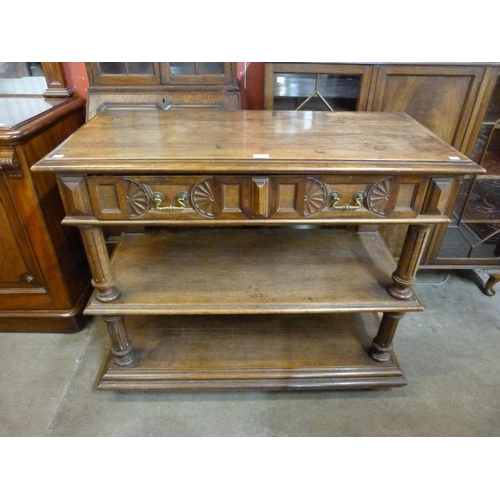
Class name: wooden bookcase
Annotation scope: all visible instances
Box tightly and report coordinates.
[85,62,240,120]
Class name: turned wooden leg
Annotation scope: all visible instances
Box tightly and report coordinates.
[79,225,120,302]
[483,273,500,296]
[370,312,405,362]
[102,314,134,366]
[388,224,432,300]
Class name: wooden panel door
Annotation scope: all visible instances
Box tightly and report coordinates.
[0,170,45,295]
[370,65,486,152]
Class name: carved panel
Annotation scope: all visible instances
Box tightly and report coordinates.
[366,177,400,216]
[277,183,297,213]
[423,177,458,216]
[84,174,428,222]
[95,183,120,214]
[251,178,271,218]
[221,183,243,213]
[58,176,93,216]
[303,177,327,217]
[191,178,215,217]
[124,179,150,218]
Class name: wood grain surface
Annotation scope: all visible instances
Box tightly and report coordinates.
[33,109,483,175]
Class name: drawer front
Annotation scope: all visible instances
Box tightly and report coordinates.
[86,175,429,221]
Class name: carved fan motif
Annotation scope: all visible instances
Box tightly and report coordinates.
[191,178,215,217]
[303,177,327,216]
[366,178,393,216]
[124,179,149,218]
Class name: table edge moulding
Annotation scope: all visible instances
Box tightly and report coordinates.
[32,109,484,391]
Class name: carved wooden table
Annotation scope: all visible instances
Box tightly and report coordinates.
[33,109,484,390]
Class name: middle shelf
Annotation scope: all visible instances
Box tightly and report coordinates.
[85,227,423,316]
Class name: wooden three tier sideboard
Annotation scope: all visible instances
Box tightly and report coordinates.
[33,109,484,390]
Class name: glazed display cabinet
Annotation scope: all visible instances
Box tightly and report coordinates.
[264,63,500,289]
[85,62,240,120]
[432,73,500,264]
[264,63,373,112]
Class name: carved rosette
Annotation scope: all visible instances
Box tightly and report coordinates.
[191,178,215,218]
[303,177,327,217]
[366,178,393,216]
[124,179,150,218]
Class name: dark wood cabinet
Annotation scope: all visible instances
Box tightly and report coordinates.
[370,64,487,153]
[0,96,91,332]
[85,62,240,120]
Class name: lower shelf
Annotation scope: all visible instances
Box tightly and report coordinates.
[97,312,407,391]
[86,227,423,315]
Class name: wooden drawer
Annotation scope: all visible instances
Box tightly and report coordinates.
[84,174,429,221]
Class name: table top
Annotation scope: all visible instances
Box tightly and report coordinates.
[0,97,72,129]
[33,109,484,175]
[0,96,84,145]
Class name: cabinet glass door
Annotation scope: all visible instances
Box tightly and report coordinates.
[263,63,373,111]
[272,73,361,111]
[86,62,161,85]
[437,74,500,264]
[169,62,224,75]
[161,63,234,86]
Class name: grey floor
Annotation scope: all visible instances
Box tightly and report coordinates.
[1,269,499,437]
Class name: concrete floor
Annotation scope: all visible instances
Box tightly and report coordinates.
[1,270,499,437]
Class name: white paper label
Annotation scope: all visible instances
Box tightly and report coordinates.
[253,154,270,159]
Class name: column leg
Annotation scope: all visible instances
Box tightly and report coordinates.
[79,225,120,302]
[102,314,134,366]
[388,224,432,300]
[370,312,405,362]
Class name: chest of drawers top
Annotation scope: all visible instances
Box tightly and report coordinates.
[32,109,482,177]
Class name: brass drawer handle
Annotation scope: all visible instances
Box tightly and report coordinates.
[152,191,189,211]
[329,191,365,211]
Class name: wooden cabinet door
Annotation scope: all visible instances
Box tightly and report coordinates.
[0,171,45,296]
[370,65,486,152]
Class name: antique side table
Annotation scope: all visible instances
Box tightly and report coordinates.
[33,109,484,390]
